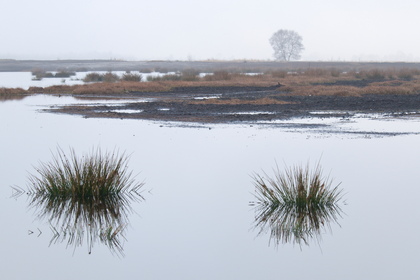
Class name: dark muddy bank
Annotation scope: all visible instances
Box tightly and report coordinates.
[45,85,420,124]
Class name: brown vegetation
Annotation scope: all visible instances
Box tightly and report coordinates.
[4,67,420,99]
[0,87,27,101]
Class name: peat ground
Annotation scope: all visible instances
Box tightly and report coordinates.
[45,84,420,123]
[1,59,419,124]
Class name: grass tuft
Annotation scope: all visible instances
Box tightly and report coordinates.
[28,147,141,199]
[26,147,144,256]
[252,162,344,247]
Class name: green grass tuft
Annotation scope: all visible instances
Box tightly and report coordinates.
[28,147,142,200]
[252,162,344,247]
[26,147,143,256]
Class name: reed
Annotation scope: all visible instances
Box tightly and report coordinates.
[252,162,344,247]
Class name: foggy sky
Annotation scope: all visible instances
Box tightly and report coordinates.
[1,0,420,61]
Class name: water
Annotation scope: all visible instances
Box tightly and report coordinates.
[0,71,175,89]
[0,72,85,89]
[1,95,420,280]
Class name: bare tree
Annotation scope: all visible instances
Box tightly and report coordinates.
[269,29,304,61]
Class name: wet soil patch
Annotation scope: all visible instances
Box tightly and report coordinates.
[45,86,420,124]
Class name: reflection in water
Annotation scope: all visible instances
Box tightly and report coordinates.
[24,147,144,256]
[0,91,28,102]
[251,163,345,247]
[28,189,142,256]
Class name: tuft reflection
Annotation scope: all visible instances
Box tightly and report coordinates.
[0,93,28,102]
[251,162,345,247]
[28,188,143,256]
[23,147,144,257]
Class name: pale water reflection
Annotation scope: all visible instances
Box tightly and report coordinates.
[0,72,84,89]
[24,186,142,257]
[1,95,420,280]
[0,71,176,89]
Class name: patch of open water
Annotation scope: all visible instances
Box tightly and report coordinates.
[0,71,173,89]
[1,95,419,280]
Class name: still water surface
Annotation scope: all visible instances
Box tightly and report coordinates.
[1,95,419,280]
[0,71,176,89]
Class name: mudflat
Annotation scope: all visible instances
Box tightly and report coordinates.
[46,85,420,123]
[1,59,419,123]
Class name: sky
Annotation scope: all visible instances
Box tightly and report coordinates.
[1,0,420,62]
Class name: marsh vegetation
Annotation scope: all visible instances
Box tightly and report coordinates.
[83,72,142,83]
[2,91,419,279]
[0,87,27,101]
[19,67,420,97]
[31,69,76,80]
[21,147,144,256]
[251,162,344,247]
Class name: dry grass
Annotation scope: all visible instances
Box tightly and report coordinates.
[10,67,420,97]
[273,70,420,96]
[0,87,27,100]
[72,81,171,94]
[27,82,172,95]
[285,78,420,96]
[288,85,361,97]
[203,70,232,81]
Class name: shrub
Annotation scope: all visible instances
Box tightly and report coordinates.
[154,67,170,73]
[269,70,287,78]
[54,71,76,78]
[361,69,386,80]
[147,74,181,81]
[122,73,142,82]
[396,68,419,80]
[203,70,231,81]
[146,75,158,81]
[330,68,341,77]
[83,72,103,82]
[103,72,120,83]
[83,72,120,83]
[304,68,329,77]
[31,69,54,80]
[31,70,76,79]
[181,69,200,81]
[31,68,46,80]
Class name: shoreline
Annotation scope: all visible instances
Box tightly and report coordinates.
[43,85,420,124]
[1,64,419,125]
